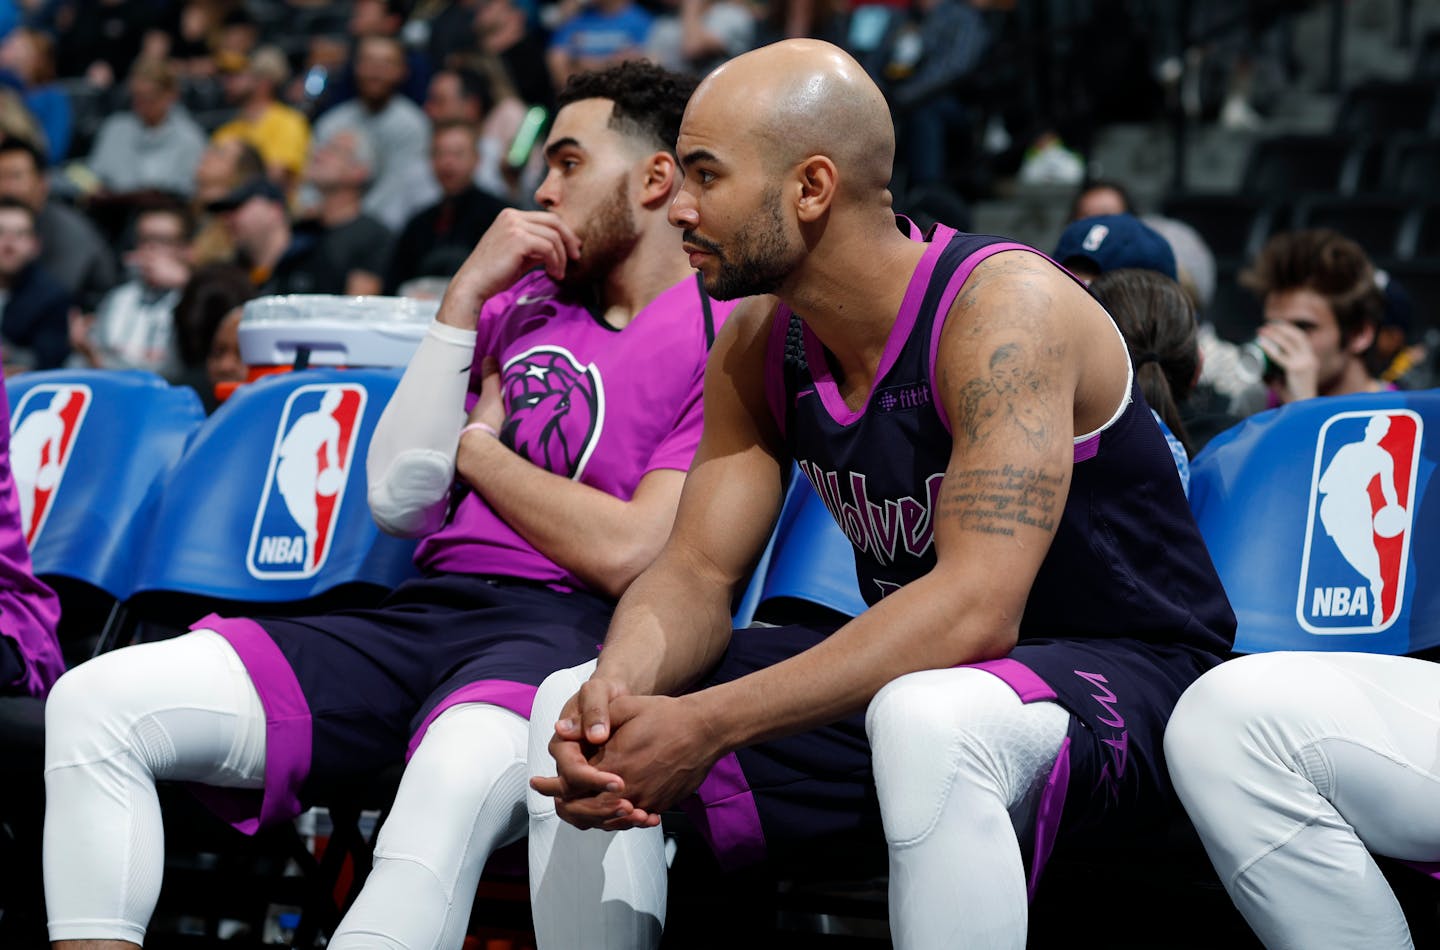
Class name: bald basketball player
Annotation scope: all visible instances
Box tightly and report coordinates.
[527,40,1234,949]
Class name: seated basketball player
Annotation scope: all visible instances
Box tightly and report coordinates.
[526,40,1235,949]
[42,61,734,950]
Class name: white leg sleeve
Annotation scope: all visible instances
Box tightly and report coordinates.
[1166,652,1440,950]
[866,667,1071,950]
[44,630,267,944]
[329,703,529,950]
[527,661,667,950]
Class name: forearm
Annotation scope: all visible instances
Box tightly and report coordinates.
[690,572,1016,752]
[592,544,738,697]
[456,432,678,598]
[365,321,474,536]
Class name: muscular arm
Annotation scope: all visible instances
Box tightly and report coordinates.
[679,254,1085,749]
[456,435,688,600]
[588,297,788,696]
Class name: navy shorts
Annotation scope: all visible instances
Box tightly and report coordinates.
[196,573,611,833]
[683,625,1218,890]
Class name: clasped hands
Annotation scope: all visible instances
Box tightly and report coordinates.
[529,676,725,831]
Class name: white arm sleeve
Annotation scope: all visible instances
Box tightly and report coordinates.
[367,320,477,538]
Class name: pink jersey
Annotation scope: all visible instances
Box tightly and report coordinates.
[415,272,732,592]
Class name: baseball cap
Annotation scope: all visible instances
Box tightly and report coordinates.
[1053,214,1177,282]
[207,176,287,213]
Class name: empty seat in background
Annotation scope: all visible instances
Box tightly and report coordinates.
[1241,134,1365,198]
[1334,80,1440,138]
[1290,195,1417,261]
[1160,193,1279,264]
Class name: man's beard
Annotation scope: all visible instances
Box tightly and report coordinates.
[557,174,638,291]
[689,185,797,301]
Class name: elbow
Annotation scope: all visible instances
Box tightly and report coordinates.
[367,450,455,539]
[589,534,668,601]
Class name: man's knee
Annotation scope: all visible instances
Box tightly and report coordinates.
[1165,653,1315,788]
[44,653,153,766]
[405,704,527,816]
[866,669,1027,843]
[530,661,598,735]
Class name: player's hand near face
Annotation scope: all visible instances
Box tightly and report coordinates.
[438,209,582,331]
[1256,320,1319,403]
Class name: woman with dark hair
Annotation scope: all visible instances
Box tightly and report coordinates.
[1089,266,1200,492]
[171,261,253,410]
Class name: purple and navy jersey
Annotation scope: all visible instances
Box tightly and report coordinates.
[763,226,1234,658]
[416,272,734,592]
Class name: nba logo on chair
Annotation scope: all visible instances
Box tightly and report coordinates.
[10,383,91,546]
[1296,409,1421,634]
[247,383,367,579]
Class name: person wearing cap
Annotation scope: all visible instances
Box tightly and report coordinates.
[1053,212,1178,284]
[211,45,311,189]
[206,176,302,291]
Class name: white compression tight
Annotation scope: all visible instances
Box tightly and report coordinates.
[44,630,267,945]
[1165,652,1440,950]
[329,702,529,950]
[867,667,1070,950]
[525,662,1070,950]
[45,629,532,950]
[527,660,668,950]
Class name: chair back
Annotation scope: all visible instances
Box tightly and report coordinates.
[129,369,417,602]
[1190,391,1440,654]
[7,370,204,598]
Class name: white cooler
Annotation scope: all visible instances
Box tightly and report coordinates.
[238,294,440,369]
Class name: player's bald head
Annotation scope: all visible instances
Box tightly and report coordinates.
[688,39,894,197]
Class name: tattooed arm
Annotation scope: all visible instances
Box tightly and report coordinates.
[544,251,1124,823]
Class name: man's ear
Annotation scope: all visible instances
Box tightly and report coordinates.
[1347,321,1377,355]
[794,155,837,223]
[639,151,678,208]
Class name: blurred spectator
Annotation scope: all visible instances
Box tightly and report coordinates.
[294,127,393,296]
[46,0,161,87]
[476,0,555,111]
[172,261,252,410]
[0,139,116,312]
[1369,272,1433,390]
[1069,178,1132,221]
[1053,213,1177,284]
[0,85,45,154]
[0,197,71,373]
[423,64,527,200]
[149,0,243,78]
[190,138,264,266]
[546,0,653,90]
[0,28,70,165]
[1089,267,1200,493]
[211,46,311,188]
[69,201,192,374]
[314,34,430,230]
[646,0,757,75]
[1241,229,1389,406]
[866,0,988,190]
[85,58,207,198]
[207,176,291,287]
[386,120,506,293]
[205,304,246,395]
[314,0,432,110]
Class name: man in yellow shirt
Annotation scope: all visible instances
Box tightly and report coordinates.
[212,46,311,189]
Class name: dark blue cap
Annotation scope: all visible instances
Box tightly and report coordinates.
[1054,214,1177,281]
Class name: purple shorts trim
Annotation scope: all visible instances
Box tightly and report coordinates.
[1073,433,1101,463]
[966,657,1059,704]
[1028,736,1071,900]
[1403,860,1440,880]
[193,614,313,834]
[405,679,538,761]
[683,751,767,872]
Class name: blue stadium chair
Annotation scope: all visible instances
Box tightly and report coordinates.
[6,370,204,651]
[124,367,418,609]
[1189,390,1440,656]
